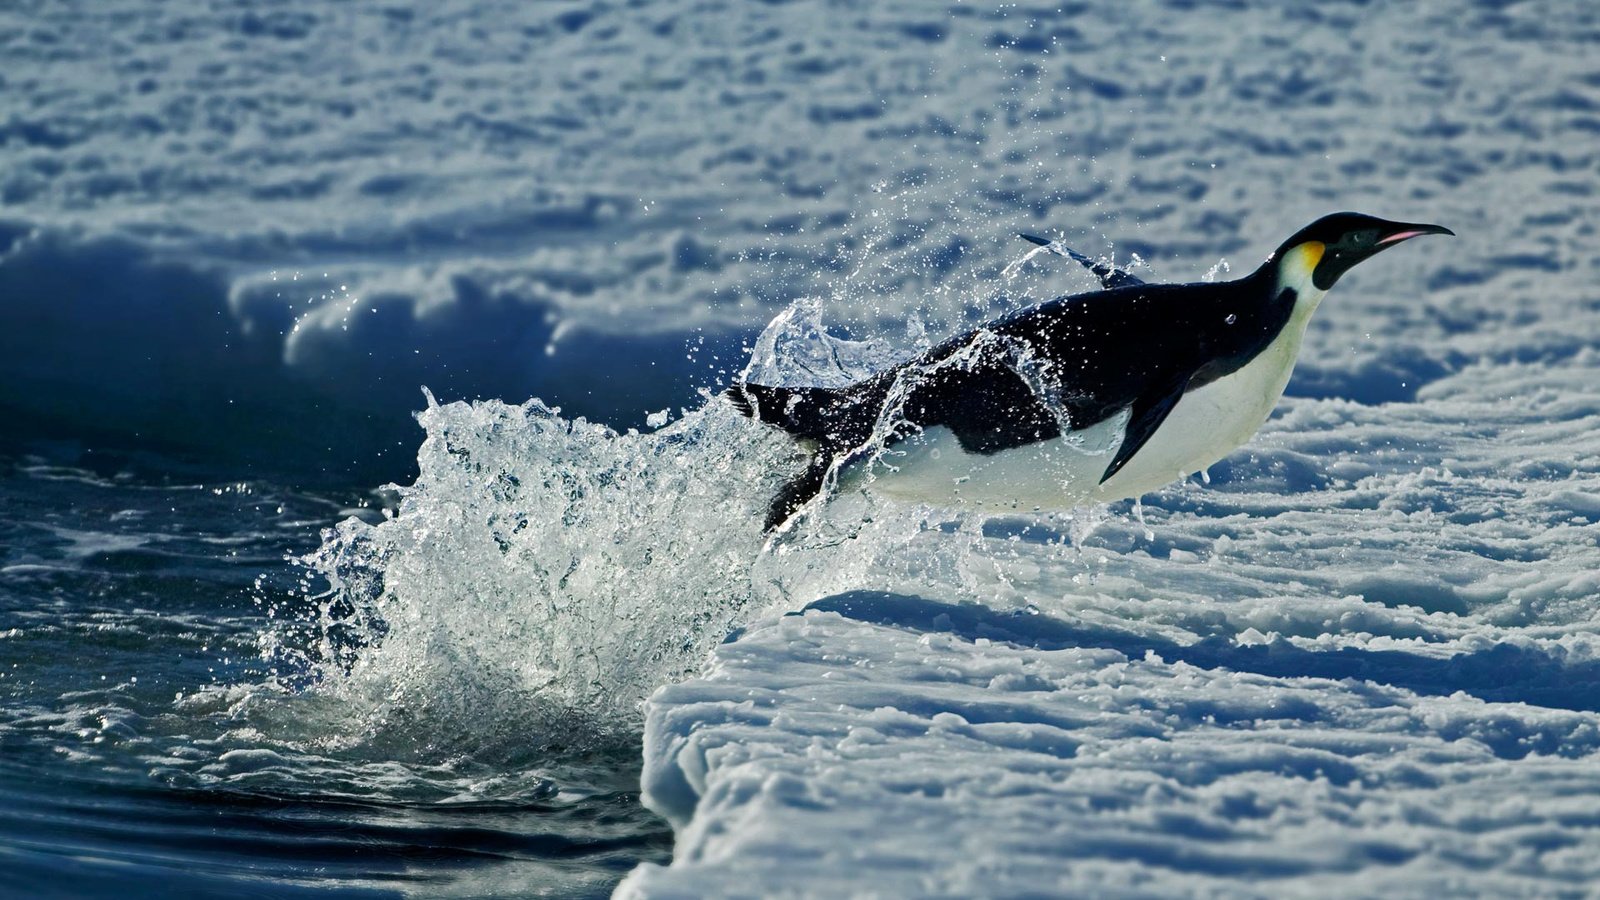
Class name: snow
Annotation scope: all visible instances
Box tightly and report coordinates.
[5,0,1595,481]
[621,610,1600,897]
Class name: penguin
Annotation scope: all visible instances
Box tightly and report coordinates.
[729,212,1453,532]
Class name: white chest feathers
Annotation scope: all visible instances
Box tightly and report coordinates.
[1091,306,1313,500]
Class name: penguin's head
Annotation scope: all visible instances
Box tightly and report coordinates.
[1272,212,1454,291]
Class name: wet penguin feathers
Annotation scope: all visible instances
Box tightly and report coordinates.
[730,213,1453,532]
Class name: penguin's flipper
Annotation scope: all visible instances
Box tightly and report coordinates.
[1099,374,1191,484]
[1018,233,1144,289]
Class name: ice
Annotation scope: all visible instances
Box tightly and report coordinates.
[621,609,1600,897]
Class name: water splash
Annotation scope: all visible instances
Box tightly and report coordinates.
[273,295,1117,757]
[278,390,815,752]
[741,295,908,388]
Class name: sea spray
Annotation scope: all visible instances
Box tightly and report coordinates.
[274,389,801,750]
[274,303,1109,757]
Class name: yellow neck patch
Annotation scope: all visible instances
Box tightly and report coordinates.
[1280,241,1325,288]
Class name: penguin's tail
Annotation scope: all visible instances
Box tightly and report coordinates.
[722,381,846,444]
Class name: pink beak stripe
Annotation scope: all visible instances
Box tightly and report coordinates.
[1378,230,1427,244]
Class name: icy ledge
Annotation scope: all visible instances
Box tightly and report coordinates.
[618,603,1600,897]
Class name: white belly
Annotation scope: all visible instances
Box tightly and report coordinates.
[852,315,1313,511]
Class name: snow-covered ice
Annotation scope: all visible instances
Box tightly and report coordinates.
[625,610,1600,897]
[6,0,1593,479]
[620,360,1600,896]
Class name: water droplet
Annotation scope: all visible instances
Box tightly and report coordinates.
[1225,313,1237,325]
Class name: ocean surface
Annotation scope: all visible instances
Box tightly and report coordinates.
[0,443,670,897]
[3,0,1599,897]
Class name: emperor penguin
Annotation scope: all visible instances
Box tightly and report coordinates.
[728,212,1453,531]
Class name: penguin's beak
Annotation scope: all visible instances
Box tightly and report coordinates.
[1377,222,1455,245]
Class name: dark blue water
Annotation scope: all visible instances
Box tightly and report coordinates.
[0,440,670,898]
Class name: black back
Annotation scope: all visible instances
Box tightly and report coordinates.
[755,269,1288,451]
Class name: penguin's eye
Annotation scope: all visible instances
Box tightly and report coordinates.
[1350,230,1375,247]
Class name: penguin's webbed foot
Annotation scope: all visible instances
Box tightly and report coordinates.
[764,457,832,533]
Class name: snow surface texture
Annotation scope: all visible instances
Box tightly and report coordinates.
[4,0,1592,478]
[8,0,1600,895]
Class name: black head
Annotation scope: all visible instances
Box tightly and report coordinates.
[1270,212,1454,290]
